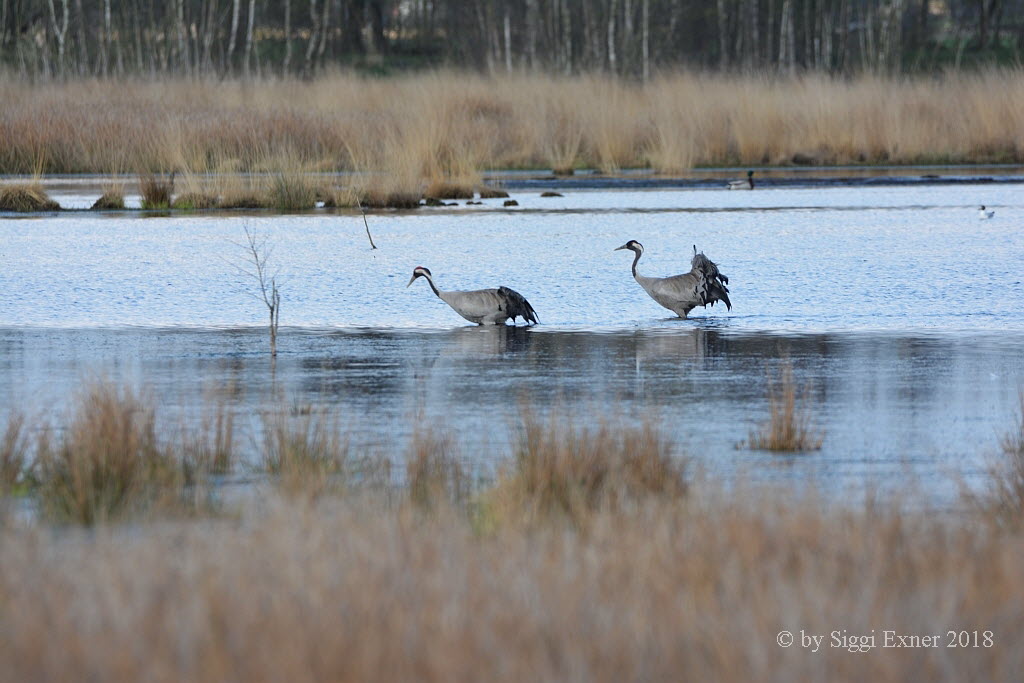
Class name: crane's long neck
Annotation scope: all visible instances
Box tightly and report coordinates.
[422,273,441,297]
[630,248,643,279]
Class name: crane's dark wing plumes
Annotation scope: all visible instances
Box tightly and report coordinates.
[497,286,539,324]
[691,248,732,311]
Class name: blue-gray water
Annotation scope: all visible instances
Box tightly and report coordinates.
[2,183,1023,502]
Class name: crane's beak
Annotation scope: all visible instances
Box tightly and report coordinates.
[406,274,418,288]
[614,244,629,251]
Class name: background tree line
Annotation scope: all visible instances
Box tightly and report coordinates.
[2,0,1023,79]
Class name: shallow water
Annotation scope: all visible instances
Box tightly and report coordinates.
[2,183,1023,502]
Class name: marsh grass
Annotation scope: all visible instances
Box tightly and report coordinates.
[33,384,194,524]
[3,382,1024,679]
[138,172,174,209]
[980,391,1024,527]
[6,71,1024,180]
[0,413,28,494]
[261,410,349,497]
[171,192,219,210]
[0,184,60,211]
[487,409,687,527]
[405,425,466,511]
[747,363,825,452]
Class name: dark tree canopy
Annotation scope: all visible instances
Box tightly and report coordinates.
[1,0,1022,79]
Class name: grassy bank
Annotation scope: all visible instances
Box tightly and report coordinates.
[2,70,1024,187]
[1,384,1023,679]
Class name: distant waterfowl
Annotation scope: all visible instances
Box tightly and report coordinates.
[407,266,538,325]
[727,170,754,190]
[615,241,731,318]
[979,205,995,219]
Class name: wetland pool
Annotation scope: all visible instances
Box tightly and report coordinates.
[2,182,1023,503]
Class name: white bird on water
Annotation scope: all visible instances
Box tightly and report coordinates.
[407,266,538,325]
[727,170,755,190]
[615,241,732,318]
[979,205,995,219]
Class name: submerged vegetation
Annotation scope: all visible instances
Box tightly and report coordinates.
[0,381,1023,680]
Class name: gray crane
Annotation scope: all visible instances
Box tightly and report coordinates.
[615,241,732,318]
[727,170,754,190]
[407,266,538,325]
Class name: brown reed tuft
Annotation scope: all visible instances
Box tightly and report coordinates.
[138,173,174,209]
[0,184,60,212]
[747,363,825,452]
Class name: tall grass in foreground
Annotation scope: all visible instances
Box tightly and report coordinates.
[4,70,1024,179]
[2,384,1024,679]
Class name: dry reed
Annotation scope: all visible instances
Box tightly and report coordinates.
[0,383,1023,679]
[138,172,174,209]
[4,70,1024,181]
[747,363,825,452]
[0,413,28,493]
[33,384,192,524]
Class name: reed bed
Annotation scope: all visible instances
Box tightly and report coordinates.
[2,384,1024,680]
[3,70,1024,182]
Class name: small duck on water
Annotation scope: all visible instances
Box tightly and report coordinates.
[727,170,754,190]
[979,205,995,219]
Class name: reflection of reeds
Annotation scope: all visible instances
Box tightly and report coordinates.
[747,363,824,452]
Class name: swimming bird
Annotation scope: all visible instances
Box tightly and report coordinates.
[615,241,731,318]
[407,266,538,325]
[727,170,754,190]
[979,205,995,219]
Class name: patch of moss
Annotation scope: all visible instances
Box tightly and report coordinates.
[171,193,219,210]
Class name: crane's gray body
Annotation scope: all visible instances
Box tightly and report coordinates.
[408,267,538,325]
[616,241,732,319]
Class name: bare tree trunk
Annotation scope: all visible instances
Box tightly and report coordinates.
[526,0,538,68]
[73,0,86,76]
[641,0,649,81]
[202,0,218,74]
[562,0,573,74]
[779,0,794,72]
[46,0,70,78]
[303,0,320,77]
[607,0,618,73]
[227,0,240,73]
[243,0,256,78]
[283,0,292,74]
[716,0,730,69]
[175,0,187,75]
[316,0,330,70]
[503,7,512,72]
[101,0,112,76]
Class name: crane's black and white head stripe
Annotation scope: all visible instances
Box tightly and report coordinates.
[614,240,643,254]
[407,266,433,287]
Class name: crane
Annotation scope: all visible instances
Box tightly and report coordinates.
[615,241,731,318]
[407,266,538,325]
